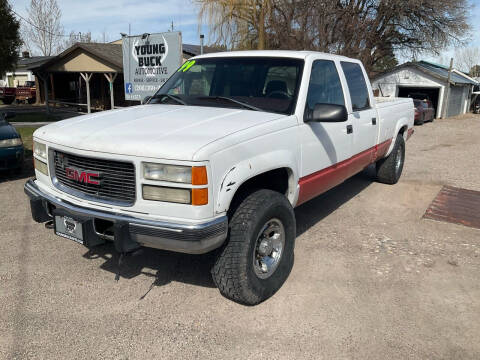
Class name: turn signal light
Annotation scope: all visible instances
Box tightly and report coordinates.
[192,166,208,185]
[192,188,208,206]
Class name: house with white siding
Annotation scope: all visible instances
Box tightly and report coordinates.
[372,61,478,118]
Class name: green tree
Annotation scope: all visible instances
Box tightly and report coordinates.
[0,0,22,76]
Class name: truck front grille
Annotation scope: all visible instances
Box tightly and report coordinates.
[52,150,136,205]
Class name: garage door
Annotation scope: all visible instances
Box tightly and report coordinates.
[447,86,463,117]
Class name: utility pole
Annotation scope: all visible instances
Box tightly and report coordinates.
[200,34,204,55]
[441,57,454,119]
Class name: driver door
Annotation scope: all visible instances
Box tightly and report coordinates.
[298,59,353,204]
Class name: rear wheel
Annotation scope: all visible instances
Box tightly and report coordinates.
[211,189,296,305]
[376,134,405,185]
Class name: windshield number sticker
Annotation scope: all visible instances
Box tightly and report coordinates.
[178,60,196,73]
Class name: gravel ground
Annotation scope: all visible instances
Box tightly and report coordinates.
[1,114,479,359]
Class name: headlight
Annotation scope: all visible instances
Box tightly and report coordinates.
[0,137,22,148]
[143,185,191,204]
[34,158,48,176]
[143,163,207,185]
[143,163,191,183]
[33,140,47,160]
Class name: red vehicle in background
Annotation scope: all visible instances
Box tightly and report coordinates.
[413,99,435,125]
[15,81,36,104]
[0,86,16,105]
[0,81,36,105]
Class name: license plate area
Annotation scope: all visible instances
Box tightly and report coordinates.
[55,216,84,245]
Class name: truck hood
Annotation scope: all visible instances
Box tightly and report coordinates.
[35,105,285,160]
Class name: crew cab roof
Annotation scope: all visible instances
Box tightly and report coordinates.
[191,50,358,62]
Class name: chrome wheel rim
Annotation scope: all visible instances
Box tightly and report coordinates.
[253,218,285,279]
[395,147,403,174]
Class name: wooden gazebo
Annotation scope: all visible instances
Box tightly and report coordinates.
[32,43,125,113]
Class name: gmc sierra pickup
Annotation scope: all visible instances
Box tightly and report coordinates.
[25,51,414,305]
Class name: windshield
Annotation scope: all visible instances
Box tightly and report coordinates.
[150,57,304,115]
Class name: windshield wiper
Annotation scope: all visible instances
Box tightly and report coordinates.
[197,96,261,111]
[153,94,188,105]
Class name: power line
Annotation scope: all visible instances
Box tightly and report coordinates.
[9,5,70,38]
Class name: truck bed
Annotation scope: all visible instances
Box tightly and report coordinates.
[375,97,414,150]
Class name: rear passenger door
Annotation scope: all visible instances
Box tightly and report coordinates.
[340,62,377,161]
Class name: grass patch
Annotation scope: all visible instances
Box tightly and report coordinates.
[9,112,60,123]
[16,126,38,158]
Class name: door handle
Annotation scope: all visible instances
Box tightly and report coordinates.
[372,117,377,125]
[346,125,353,134]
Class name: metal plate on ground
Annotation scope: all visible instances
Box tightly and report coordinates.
[424,185,480,229]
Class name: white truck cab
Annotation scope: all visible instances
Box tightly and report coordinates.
[25,51,413,304]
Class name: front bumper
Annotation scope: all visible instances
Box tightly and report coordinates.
[24,179,228,254]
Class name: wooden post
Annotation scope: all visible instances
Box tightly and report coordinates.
[37,72,50,114]
[80,72,92,113]
[36,72,49,114]
[49,73,55,107]
[103,73,117,110]
[441,58,454,119]
[34,76,41,105]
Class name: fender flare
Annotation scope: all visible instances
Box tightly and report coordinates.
[215,150,298,214]
[385,119,410,157]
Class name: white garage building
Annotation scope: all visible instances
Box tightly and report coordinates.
[372,61,478,118]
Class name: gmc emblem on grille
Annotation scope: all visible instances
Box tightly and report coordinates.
[65,167,102,185]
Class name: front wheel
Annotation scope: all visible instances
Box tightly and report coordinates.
[212,189,296,305]
[376,134,405,184]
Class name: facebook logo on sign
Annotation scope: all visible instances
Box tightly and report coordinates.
[126,83,133,94]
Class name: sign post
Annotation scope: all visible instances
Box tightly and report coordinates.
[122,31,182,102]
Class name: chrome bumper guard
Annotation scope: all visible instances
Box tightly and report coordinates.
[24,179,228,254]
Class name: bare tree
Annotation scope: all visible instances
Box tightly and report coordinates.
[24,0,64,56]
[197,0,273,50]
[196,0,471,74]
[59,31,93,52]
[455,47,480,76]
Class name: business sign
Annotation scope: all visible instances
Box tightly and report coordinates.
[122,31,182,101]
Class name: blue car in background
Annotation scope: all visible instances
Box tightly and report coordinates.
[0,112,24,172]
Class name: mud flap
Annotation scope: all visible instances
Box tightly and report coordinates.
[29,198,51,223]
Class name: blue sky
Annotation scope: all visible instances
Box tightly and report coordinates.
[12,0,208,45]
[11,0,480,58]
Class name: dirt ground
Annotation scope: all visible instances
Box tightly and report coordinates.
[1,115,479,359]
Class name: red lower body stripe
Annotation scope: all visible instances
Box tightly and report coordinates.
[297,138,392,206]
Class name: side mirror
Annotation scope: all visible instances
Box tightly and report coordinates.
[2,112,16,120]
[143,96,152,104]
[309,103,348,122]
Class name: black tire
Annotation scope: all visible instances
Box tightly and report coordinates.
[212,189,296,305]
[2,97,14,105]
[376,134,405,185]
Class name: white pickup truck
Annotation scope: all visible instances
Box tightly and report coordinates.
[25,51,414,305]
